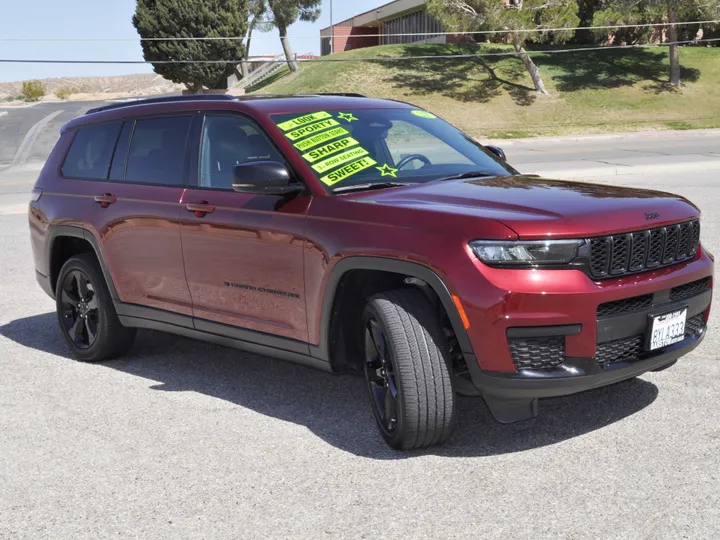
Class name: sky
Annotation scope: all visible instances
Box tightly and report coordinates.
[0,0,389,83]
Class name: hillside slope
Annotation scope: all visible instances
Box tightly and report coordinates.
[250,44,720,138]
[0,73,177,102]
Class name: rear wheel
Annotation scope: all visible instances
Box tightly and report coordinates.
[362,289,456,450]
[56,254,136,362]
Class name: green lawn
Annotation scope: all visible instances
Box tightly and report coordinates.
[250,43,720,139]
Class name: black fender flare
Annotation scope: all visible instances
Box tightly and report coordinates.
[308,256,475,363]
[46,225,119,300]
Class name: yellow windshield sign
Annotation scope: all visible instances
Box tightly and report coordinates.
[319,157,377,186]
[411,110,437,119]
[294,127,350,151]
[277,111,332,131]
[302,137,360,163]
[312,146,369,174]
[285,119,340,141]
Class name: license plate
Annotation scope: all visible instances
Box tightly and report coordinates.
[648,308,687,351]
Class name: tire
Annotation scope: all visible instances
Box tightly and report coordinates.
[55,254,136,362]
[362,288,456,450]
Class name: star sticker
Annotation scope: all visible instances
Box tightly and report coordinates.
[376,164,398,178]
[337,112,358,123]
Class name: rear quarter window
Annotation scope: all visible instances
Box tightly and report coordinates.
[62,122,122,180]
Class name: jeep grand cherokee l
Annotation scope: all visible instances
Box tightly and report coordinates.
[29,94,713,449]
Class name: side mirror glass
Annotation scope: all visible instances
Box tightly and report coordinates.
[486,145,507,162]
[232,161,303,196]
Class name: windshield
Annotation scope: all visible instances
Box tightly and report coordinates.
[270,108,516,193]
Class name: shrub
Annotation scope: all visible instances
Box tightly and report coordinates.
[22,80,46,102]
[56,87,79,100]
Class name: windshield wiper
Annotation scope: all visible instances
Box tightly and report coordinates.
[332,182,410,194]
[433,171,499,182]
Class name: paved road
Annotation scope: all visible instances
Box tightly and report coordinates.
[0,101,101,169]
[488,130,720,177]
[1,162,720,537]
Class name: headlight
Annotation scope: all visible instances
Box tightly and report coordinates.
[470,239,584,266]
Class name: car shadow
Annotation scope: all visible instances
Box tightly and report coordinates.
[1,312,659,460]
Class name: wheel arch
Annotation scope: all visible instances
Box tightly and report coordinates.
[309,256,475,369]
[47,225,119,300]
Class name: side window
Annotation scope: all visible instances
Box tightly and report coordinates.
[62,122,122,180]
[199,115,283,189]
[108,121,134,181]
[385,121,474,168]
[125,116,192,185]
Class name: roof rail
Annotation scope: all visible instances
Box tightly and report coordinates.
[85,94,238,115]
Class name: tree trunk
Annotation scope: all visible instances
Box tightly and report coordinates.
[241,24,255,79]
[278,24,299,72]
[668,7,681,86]
[513,42,549,95]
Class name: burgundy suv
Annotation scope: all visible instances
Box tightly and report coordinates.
[29,94,713,449]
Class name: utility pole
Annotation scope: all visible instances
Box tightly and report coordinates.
[329,0,334,54]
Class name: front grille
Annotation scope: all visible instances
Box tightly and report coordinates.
[596,335,643,365]
[685,314,705,337]
[588,220,700,279]
[597,294,653,318]
[508,336,565,370]
[670,278,710,302]
[596,314,705,366]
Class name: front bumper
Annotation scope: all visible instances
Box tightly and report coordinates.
[465,329,704,400]
[447,247,713,405]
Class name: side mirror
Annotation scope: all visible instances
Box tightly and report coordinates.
[232,161,304,196]
[486,145,507,162]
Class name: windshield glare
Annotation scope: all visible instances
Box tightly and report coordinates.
[271,108,515,193]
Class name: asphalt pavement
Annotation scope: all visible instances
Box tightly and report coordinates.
[0,116,719,538]
[0,101,101,169]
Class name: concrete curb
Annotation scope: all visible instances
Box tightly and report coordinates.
[526,160,720,180]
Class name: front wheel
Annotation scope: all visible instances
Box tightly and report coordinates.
[56,254,136,362]
[363,289,456,450]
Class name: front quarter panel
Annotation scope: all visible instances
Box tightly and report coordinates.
[304,195,517,346]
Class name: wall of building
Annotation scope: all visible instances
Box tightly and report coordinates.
[320,2,451,56]
[380,8,445,46]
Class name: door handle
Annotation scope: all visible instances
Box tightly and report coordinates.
[94,193,117,208]
[186,201,215,217]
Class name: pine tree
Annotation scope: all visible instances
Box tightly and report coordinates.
[133,0,249,92]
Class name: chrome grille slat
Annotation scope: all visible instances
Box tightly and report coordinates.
[588,220,699,279]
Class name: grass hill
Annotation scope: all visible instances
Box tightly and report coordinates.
[249,43,720,139]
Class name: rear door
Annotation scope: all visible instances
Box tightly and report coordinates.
[179,112,310,345]
[71,114,195,315]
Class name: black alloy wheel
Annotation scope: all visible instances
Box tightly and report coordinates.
[55,253,136,361]
[59,270,99,349]
[364,318,399,434]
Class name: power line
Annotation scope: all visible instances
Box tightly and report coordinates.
[0,20,718,42]
[1,38,718,64]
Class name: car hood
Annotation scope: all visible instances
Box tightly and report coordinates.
[350,176,700,238]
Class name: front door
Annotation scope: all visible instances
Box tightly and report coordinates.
[179,113,310,345]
